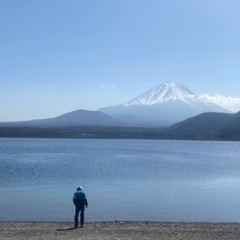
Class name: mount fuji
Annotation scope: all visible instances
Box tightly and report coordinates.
[100,82,232,126]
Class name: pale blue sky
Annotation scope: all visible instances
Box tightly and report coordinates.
[1,0,240,121]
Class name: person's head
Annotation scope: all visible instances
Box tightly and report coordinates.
[76,186,83,191]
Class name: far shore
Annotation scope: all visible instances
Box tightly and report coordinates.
[1,221,240,240]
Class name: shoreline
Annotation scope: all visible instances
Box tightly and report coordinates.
[1,221,240,240]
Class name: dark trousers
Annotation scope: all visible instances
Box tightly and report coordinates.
[74,205,85,227]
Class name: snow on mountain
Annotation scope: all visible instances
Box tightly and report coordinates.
[125,82,197,106]
[100,82,233,126]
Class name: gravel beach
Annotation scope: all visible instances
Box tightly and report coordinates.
[1,221,240,240]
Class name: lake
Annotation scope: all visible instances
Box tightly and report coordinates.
[0,138,240,222]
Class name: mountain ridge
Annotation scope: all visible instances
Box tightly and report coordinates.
[0,111,239,140]
[0,109,121,127]
[166,111,240,140]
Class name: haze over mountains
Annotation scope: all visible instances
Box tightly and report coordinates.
[1,82,240,127]
[0,82,240,140]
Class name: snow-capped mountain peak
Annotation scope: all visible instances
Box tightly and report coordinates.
[100,82,235,127]
[124,82,197,106]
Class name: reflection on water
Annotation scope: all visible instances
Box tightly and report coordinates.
[0,138,240,222]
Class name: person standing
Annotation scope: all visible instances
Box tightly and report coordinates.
[73,186,88,228]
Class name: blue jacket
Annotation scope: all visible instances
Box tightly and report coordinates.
[73,189,88,207]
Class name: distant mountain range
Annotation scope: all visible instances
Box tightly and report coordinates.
[0,111,239,140]
[0,82,240,140]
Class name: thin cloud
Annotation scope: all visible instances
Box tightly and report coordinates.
[200,94,240,112]
[101,84,115,88]
[179,52,193,57]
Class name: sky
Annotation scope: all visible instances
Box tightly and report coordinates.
[1,0,240,121]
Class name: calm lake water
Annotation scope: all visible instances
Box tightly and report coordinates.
[1,138,240,222]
